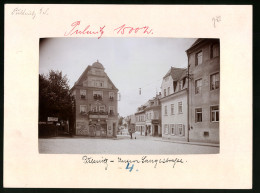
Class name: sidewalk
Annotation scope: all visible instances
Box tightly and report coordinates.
[116,133,219,147]
[153,138,219,147]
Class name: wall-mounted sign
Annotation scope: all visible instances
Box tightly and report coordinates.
[152,120,159,124]
[47,117,58,122]
[89,115,108,119]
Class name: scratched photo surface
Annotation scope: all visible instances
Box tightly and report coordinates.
[38,37,220,154]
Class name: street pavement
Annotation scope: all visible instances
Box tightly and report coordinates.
[39,134,219,154]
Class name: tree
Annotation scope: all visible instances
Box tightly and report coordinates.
[39,70,75,123]
[118,116,124,126]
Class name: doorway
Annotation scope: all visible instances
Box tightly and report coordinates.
[154,125,158,136]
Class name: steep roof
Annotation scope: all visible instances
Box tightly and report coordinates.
[71,60,118,91]
[163,67,187,81]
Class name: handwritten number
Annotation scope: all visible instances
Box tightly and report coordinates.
[125,162,134,172]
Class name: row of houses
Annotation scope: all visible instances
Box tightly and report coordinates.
[125,38,220,144]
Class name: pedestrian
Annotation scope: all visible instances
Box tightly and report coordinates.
[130,129,132,139]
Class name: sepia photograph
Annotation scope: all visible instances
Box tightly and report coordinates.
[39,38,220,154]
[4,4,252,189]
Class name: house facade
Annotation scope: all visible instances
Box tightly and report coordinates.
[186,38,220,144]
[144,94,162,137]
[160,67,188,142]
[135,105,146,135]
[71,60,119,137]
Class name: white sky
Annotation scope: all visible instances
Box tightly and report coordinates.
[39,38,196,117]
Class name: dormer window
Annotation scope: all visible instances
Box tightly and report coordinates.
[179,80,183,91]
[164,89,167,97]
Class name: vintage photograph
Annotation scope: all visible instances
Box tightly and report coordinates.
[39,38,220,154]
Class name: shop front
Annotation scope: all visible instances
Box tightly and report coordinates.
[89,114,108,137]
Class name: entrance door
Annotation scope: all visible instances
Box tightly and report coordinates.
[89,125,95,137]
[100,124,107,137]
[96,125,101,136]
[154,125,158,136]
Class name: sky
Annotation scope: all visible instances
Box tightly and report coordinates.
[39,38,196,117]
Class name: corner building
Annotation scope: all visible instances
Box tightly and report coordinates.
[186,39,220,144]
[71,61,119,137]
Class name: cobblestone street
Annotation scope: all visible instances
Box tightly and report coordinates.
[39,135,219,154]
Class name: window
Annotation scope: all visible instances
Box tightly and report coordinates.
[171,104,174,115]
[178,102,183,114]
[195,79,202,94]
[109,106,114,115]
[196,51,203,66]
[109,92,114,100]
[168,87,170,95]
[210,73,220,90]
[164,106,168,115]
[91,105,98,112]
[100,81,104,87]
[80,89,86,99]
[178,124,185,136]
[164,124,169,134]
[195,108,202,122]
[99,106,105,112]
[210,44,219,58]
[93,91,103,100]
[164,89,167,97]
[179,80,183,91]
[170,124,175,135]
[80,105,87,113]
[211,106,219,122]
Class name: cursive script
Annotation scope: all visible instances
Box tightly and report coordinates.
[64,21,105,39]
[82,155,186,171]
[11,7,49,19]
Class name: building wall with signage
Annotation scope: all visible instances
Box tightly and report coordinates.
[71,61,119,137]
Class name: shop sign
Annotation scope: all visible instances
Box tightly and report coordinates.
[89,115,108,119]
[152,120,159,124]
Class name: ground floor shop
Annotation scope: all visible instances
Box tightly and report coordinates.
[75,118,117,137]
[145,120,161,137]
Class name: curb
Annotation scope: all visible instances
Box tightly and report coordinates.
[154,139,219,147]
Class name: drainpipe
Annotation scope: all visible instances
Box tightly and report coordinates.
[187,55,190,143]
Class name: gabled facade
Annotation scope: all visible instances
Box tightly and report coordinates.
[71,60,119,137]
[160,67,189,142]
[186,38,220,144]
